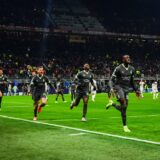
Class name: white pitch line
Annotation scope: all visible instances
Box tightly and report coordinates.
[0,115,160,145]
[51,118,99,122]
[69,133,87,136]
[110,114,160,119]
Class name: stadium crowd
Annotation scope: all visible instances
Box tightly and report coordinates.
[0,46,160,79]
[0,31,160,79]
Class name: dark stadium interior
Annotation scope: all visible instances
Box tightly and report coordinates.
[0,2,160,157]
[0,0,160,79]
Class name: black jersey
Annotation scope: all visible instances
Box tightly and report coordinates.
[30,75,51,92]
[75,70,94,92]
[109,64,138,92]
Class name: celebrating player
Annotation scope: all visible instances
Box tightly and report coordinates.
[106,55,141,132]
[70,63,96,122]
[30,66,53,121]
[0,68,8,111]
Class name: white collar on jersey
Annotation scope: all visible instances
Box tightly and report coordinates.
[37,74,43,78]
[122,64,130,70]
[83,70,89,74]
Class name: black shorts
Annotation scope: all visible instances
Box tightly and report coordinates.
[114,86,128,100]
[32,91,47,102]
[71,90,76,94]
[76,90,89,99]
[57,90,63,94]
[0,86,5,93]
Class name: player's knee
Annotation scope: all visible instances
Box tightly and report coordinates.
[74,100,79,106]
[34,101,38,106]
[42,102,47,105]
[119,98,127,106]
[119,98,124,103]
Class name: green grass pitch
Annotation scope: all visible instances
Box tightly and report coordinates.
[0,93,160,160]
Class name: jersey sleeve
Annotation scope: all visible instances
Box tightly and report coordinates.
[74,72,81,84]
[30,76,36,86]
[109,66,119,89]
[45,76,55,89]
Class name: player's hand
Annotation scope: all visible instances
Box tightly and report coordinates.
[135,91,141,99]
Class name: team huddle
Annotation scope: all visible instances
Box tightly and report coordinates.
[0,55,159,132]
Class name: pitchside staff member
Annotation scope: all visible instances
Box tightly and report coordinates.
[106,55,141,132]
[70,63,96,122]
[30,66,53,121]
[0,68,8,111]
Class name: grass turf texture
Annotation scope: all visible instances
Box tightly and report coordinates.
[0,93,160,160]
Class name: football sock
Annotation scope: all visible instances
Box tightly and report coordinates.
[121,107,127,126]
[56,94,59,101]
[112,103,121,111]
[82,103,87,118]
[34,104,38,117]
[62,94,65,101]
[92,95,95,101]
[0,96,2,108]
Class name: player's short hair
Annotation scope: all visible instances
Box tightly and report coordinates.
[83,63,90,69]
[122,54,130,59]
[32,69,37,73]
[122,55,130,62]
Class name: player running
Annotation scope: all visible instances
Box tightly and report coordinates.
[0,68,8,111]
[30,66,53,121]
[106,55,141,132]
[139,79,145,98]
[70,63,96,122]
[90,79,97,102]
[152,81,158,100]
